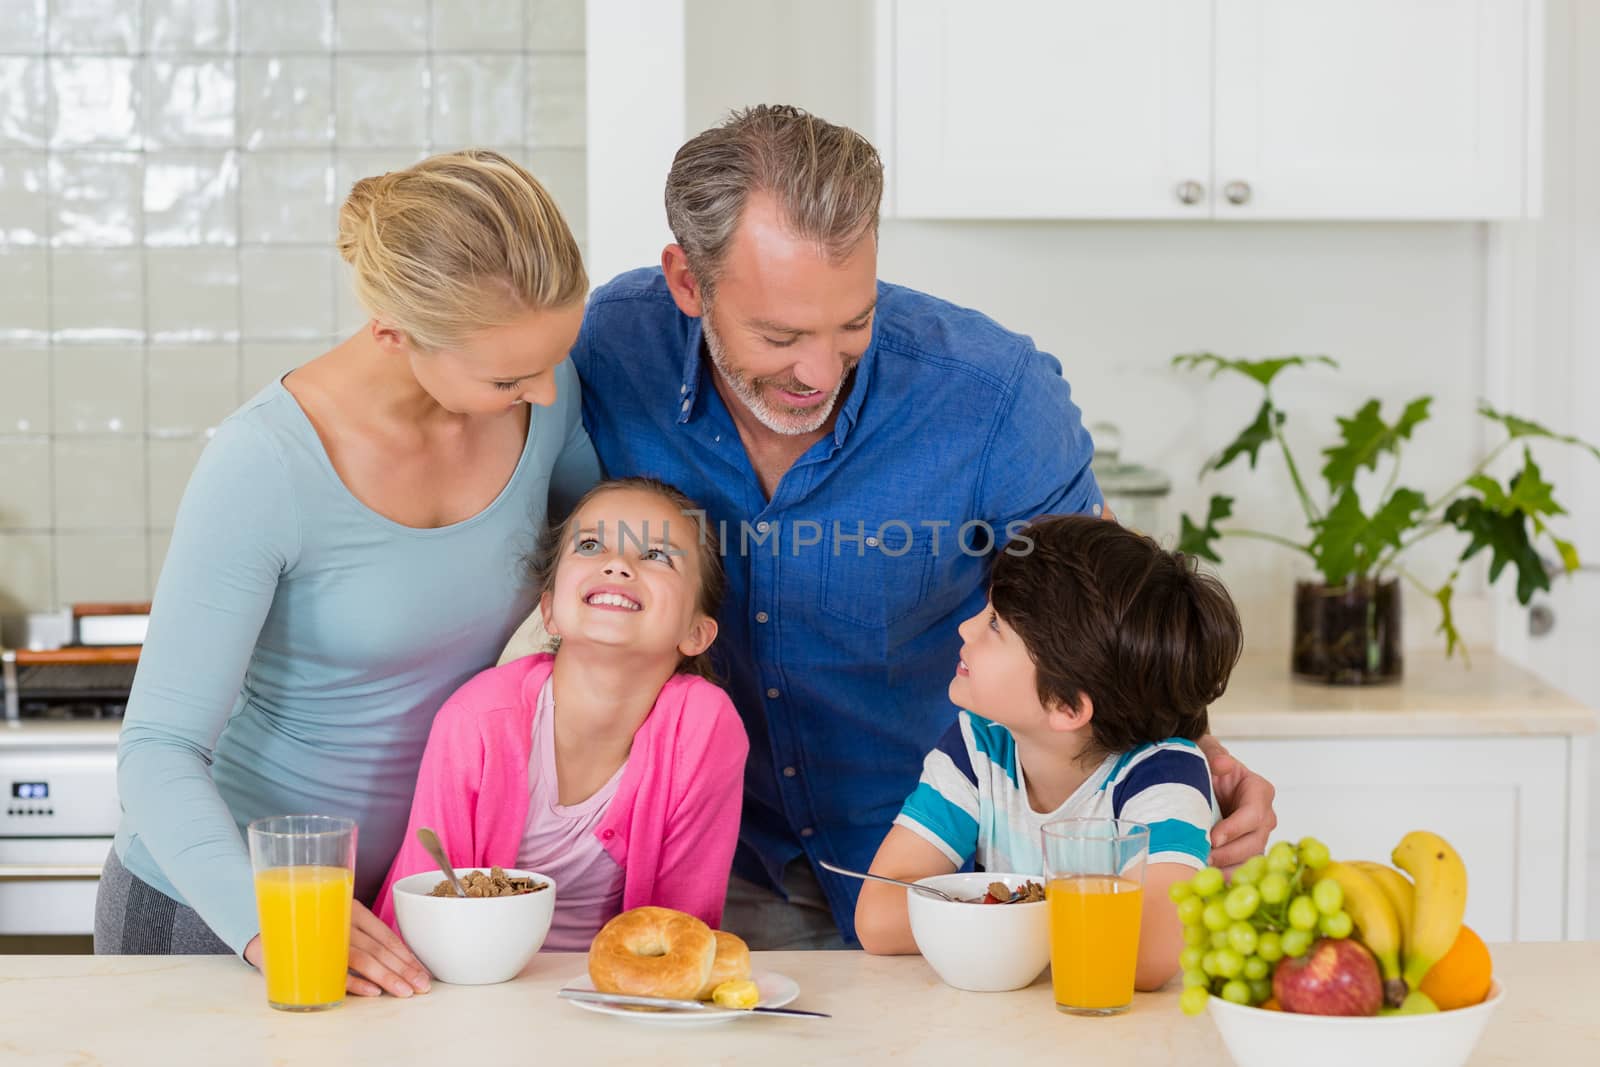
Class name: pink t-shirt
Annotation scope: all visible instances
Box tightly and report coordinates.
[518,678,626,951]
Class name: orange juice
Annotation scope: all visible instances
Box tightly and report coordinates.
[254,865,353,1009]
[1048,875,1143,1013]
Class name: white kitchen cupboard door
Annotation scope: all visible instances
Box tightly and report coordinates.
[885,0,1213,218]
[1212,0,1537,219]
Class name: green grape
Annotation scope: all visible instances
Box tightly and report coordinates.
[1191,866,1225,898]
[1201,951,1220,977]
[1210,929,1232,950]
[1169,880,1195,903]
[1249,979,1274,1004]
[1243,955,1270,981]
[1267,841,1298,873]
[1214,949,1244,979]
[1227,921,1258,956]
[1202,901,1231,931]
[1320,910,1354,939]
[1176,895,1206,927]
[1179,947,1204,972]
[1258,871,1291,905]
[1180,986,1211,1016]
[1221,979,1251,1005]
[1257,930,1284,963]
[1224,884,1260,920]
[1183,923,1210,947]
[1288,895,1319,931]
[1312,878,1344,916]
[1182,968,1210,990]
[1233,856,1268,885]
[1299,837,1332,870]
[1281,928,1312,957]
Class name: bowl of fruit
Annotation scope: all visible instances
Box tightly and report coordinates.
[1174,833,1499,1067]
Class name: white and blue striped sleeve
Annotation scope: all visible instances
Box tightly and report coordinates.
[1111,742,1216,869]
[893,716,980,867]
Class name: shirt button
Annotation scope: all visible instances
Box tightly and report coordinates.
[680,398,691,412]
[782,766,797,778]
[601,829,615,840]
[680,384,688,395]
[756,521,770,533]
[799,827,815,838]
[755,611,769,624]
[1093,502,1104,517]
[766,687,780,699]
[865,535,879,547]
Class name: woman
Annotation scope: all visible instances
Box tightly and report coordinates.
[96,151,600,999]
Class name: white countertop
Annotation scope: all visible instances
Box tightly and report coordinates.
[1,943,1593,1065]
[1210,650,1597,738]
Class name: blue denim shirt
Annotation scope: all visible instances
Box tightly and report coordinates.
[571,267,1101,941]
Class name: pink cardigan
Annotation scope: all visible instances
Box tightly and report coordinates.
[375,654,749,930]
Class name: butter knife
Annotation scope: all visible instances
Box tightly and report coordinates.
[556,988,830,1018]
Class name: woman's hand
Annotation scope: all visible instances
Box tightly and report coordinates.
[1199,735,1278,870]
[346,899,431,997]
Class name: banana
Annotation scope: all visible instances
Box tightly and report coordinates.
[1312,861,1407,1006]
[1351,861,1416,961]
[1391,831,1468,991]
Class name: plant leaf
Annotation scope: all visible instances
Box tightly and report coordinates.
[1172,352,1338,389]
[1443,496,1552,604]
[1502,448,1565,520]
[1206,399,1283,473]
[1319,397,1432,492]
[1309,489,1366,583]
[1551,535,1581,572]
[1177,495,1234,563]
[1366,487,1428,552]
[1478,405,1600,463]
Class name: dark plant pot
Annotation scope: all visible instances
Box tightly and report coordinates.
[1291,578,1403,685]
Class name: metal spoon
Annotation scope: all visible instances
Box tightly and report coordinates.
[816,859,963,903]
[416,826,466,897]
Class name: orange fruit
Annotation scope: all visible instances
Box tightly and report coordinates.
[1260,998,1282,1012]
[1418,925,1493,1010]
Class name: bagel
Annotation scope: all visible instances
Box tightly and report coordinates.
[587,907,716,1000]
[695,930,752,1000]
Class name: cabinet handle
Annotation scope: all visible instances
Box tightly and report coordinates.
[1225,181,1253,205]
[1174,180,1205,205]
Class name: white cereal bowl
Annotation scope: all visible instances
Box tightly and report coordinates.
[1207,981,1504,1067]
[906,872,1051,992]
[391,869,556,985]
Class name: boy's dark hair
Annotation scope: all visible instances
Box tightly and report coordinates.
[989,515,1242,756]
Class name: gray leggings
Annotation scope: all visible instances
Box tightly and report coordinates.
[94,847,232,956]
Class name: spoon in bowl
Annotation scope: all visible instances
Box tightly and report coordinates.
[416,826,466,898]
[816,859,963,903]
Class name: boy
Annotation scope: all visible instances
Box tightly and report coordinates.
[855,515,1243,990]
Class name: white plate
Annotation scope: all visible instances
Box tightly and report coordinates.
[561,971,801,1025]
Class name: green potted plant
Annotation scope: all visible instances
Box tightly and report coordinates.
[1173,353,1599,684]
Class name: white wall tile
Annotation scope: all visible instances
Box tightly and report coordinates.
[147,344,238,435]
[50,59,144,150]
[434,0,524,51]
[0,152,49,247]
[55,532,149,605]
[240,57,334,149]
[49,151,142,247]
[0,533,55,613]
[336,262,369,334]
[334,148,429,203]
[52,440,146,531]
[0,60,49,149]
[143,150,239,247]
[51,344,144,434]
[432,56,525,148]
[0,347,51,433]
[336,57,430,148]
[526,54,585,146]
[0,251,50,340]
[0,1,48,53]
[240,247,336,339]
[48,0,140,53]
[145,60,237,149]
[49,250,144,341]
[336,0,428,50]
[241,342,318,398]
[146,248,241,342]
[240,0,332,52]
[527,0,584,52]
[240,151,335,244]
[0,441,52,530]
[145,0,238,53]
[526,147,586,242]
[146,436,209,529]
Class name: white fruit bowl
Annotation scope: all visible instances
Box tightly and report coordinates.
[906,872,1051,992]
[391,869,555,985]
[1207,981,1504,1067]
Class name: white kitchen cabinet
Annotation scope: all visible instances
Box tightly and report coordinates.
[879,0,1541,219]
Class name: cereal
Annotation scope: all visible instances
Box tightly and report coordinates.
[968,879,1046,904]
[428,866,547,898]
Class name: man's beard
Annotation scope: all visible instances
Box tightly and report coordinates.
[702,309,854,437]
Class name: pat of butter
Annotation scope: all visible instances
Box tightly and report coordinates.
[710,979,760,1010]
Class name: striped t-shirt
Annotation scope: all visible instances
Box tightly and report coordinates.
[894,711,1218,875]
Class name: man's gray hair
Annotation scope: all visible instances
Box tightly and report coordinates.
[664,105,884,300]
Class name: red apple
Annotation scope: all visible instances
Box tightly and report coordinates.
[1272,938,1384,1016]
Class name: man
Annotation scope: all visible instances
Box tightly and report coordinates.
[569,105,1275,948]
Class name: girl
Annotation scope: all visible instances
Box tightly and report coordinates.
[375,478,749,949]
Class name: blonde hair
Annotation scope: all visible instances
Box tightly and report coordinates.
[665,105,883,301]
[337,150,587,350]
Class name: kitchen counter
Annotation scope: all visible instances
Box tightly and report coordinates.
[1,943,1594,1065]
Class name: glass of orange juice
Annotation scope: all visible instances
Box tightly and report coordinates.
[1041,818,1150,1016]
[247,815,357,1012]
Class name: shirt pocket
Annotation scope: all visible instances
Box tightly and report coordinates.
[820,534,937,629]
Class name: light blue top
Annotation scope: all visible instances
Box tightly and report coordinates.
[113,360,599,954]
